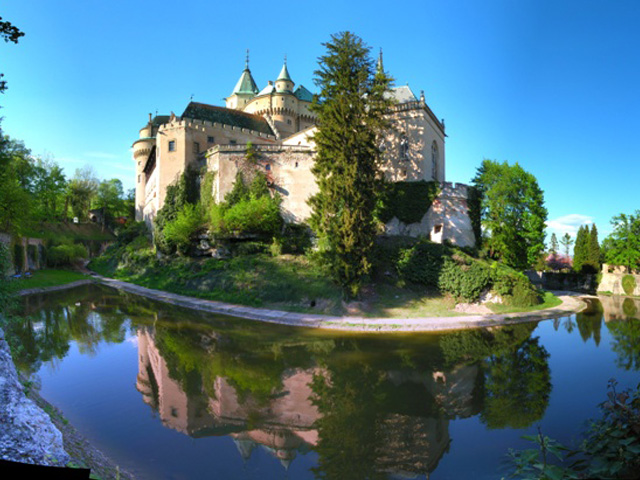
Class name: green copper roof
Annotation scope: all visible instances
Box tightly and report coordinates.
[182,102,274,136]
[276,61,293,83]
[294,85,313,102]
[231,68,259,96]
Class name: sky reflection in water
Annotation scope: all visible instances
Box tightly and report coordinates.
[13,286,640,480]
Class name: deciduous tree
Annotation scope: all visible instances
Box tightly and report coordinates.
[604,212,640,272]
[472,160,547,270]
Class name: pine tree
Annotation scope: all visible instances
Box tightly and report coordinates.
[586,224,600,273]
[573,226,587,273]
[560,233,574,258]
[549,233,559,256]
[309,32,393,297]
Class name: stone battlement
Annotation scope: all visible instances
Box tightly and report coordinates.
[440,182,469,198]
[206,144,314,156]
[159,118,277,140]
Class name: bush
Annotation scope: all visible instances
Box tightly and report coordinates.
[116,221,148,245]
[278,224,312,254]
[396,241,446,287]
[492,267,541,307]
[47,243,89,267]
[376,181,440,224]
[163,204,204,255]
[438,257,492,302]
[622,274,636,296]
[220,195,282,236]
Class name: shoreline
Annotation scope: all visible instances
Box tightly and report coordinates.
[19,274,587,332]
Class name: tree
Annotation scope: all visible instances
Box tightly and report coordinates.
[472,160,547,270]
[309,31,393,297]
[67,166,99,221]
[32,156,67,220]
[587,224,601,273]
[560,233,573,258]
[0,133,32,233]
[94,178,125,227]
[604,212,640,272]
[0,16,24,94]
[549,233,559,256]
[573,225,588,273]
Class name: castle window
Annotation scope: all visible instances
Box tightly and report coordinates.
[168,140,176,152]
[265,164,271,171]
[230,139,237,145]
[287,119,292,125]
[431,141,439,180]
[399,134,409,160]
[193,142,200,154]
[207,136,215,143]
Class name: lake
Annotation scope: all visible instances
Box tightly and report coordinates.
[13,285,640,479]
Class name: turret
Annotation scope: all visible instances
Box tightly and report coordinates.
[226,51,259,110]
[274,57,294,93]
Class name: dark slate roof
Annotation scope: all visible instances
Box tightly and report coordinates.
[151,115,170,126]
[181,102,274,136]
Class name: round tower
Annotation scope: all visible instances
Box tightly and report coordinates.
[132,114,156,221]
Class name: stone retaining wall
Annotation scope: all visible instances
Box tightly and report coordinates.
[0,326,69,466]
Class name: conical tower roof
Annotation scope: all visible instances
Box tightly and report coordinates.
[276,57,293,83]
[231,52,259,95]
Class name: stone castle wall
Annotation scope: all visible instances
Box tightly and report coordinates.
[597,264,640,296]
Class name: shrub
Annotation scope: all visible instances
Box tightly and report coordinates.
[396,241,446,287]
[622,274,636,296]
[116,221,148,246]
[47,243,89,266]
[222,195,282,235]
[376,181,440,224]
[163,204,204,256]
[438,258,492,302]
[491,266,541,307]
[278,224,312,254]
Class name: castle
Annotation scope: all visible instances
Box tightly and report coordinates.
[132,54,475,247]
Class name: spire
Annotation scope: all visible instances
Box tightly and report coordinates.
[376,48,384,74]
[277,55,293,83]
[231,50,259,95]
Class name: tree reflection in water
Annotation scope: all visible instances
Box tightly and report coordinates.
[14,285,640,479]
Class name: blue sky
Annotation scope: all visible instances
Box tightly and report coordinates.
[1,0,638,241]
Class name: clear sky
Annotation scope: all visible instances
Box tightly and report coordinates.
[2,0,639,240]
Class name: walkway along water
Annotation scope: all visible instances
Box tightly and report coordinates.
[18,275,588,333]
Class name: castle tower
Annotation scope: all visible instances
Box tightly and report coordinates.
[226,51,259,110]
[132,114,157,221]
[275,57,294,93]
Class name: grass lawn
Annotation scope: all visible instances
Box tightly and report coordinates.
[8,269,89,292]
[486,291,563,314]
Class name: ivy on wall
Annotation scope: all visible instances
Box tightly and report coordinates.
[376,180,440,225]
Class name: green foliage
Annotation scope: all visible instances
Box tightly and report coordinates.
[154,166,199,253]
[395,240,446,287]
[549,232,559,256]
[67,166,99,221]
[472,159,547,270]
[115,221,148,246]
[605,211,640,272]
[507,380,640,480]
[491,267,541,307]
[309,31,393,298]
[278,223,312,254]
[375,180,440,224]
[163,204,204,255]
[622,274,636,296]
[438,256,492,302]
[0,242,14,314]
[47,243,88,267]
[222,195,282,235]
[209,171,283,237]
[199,171,216,213]
[13,242,24,272]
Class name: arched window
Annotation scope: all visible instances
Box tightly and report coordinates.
[431,141,439,181]
[399,133,409,161]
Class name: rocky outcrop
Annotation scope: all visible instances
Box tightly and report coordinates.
[0,327,69,466]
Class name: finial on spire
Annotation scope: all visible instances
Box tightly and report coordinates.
[245,49,250,69]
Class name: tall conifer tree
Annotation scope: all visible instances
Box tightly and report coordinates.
[573,226,587,273]
[309,32,393,297]
[587,224,600,273]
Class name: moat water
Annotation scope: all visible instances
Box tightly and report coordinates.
[13,285,640,479]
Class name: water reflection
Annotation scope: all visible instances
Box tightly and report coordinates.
[14,285,640,479]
